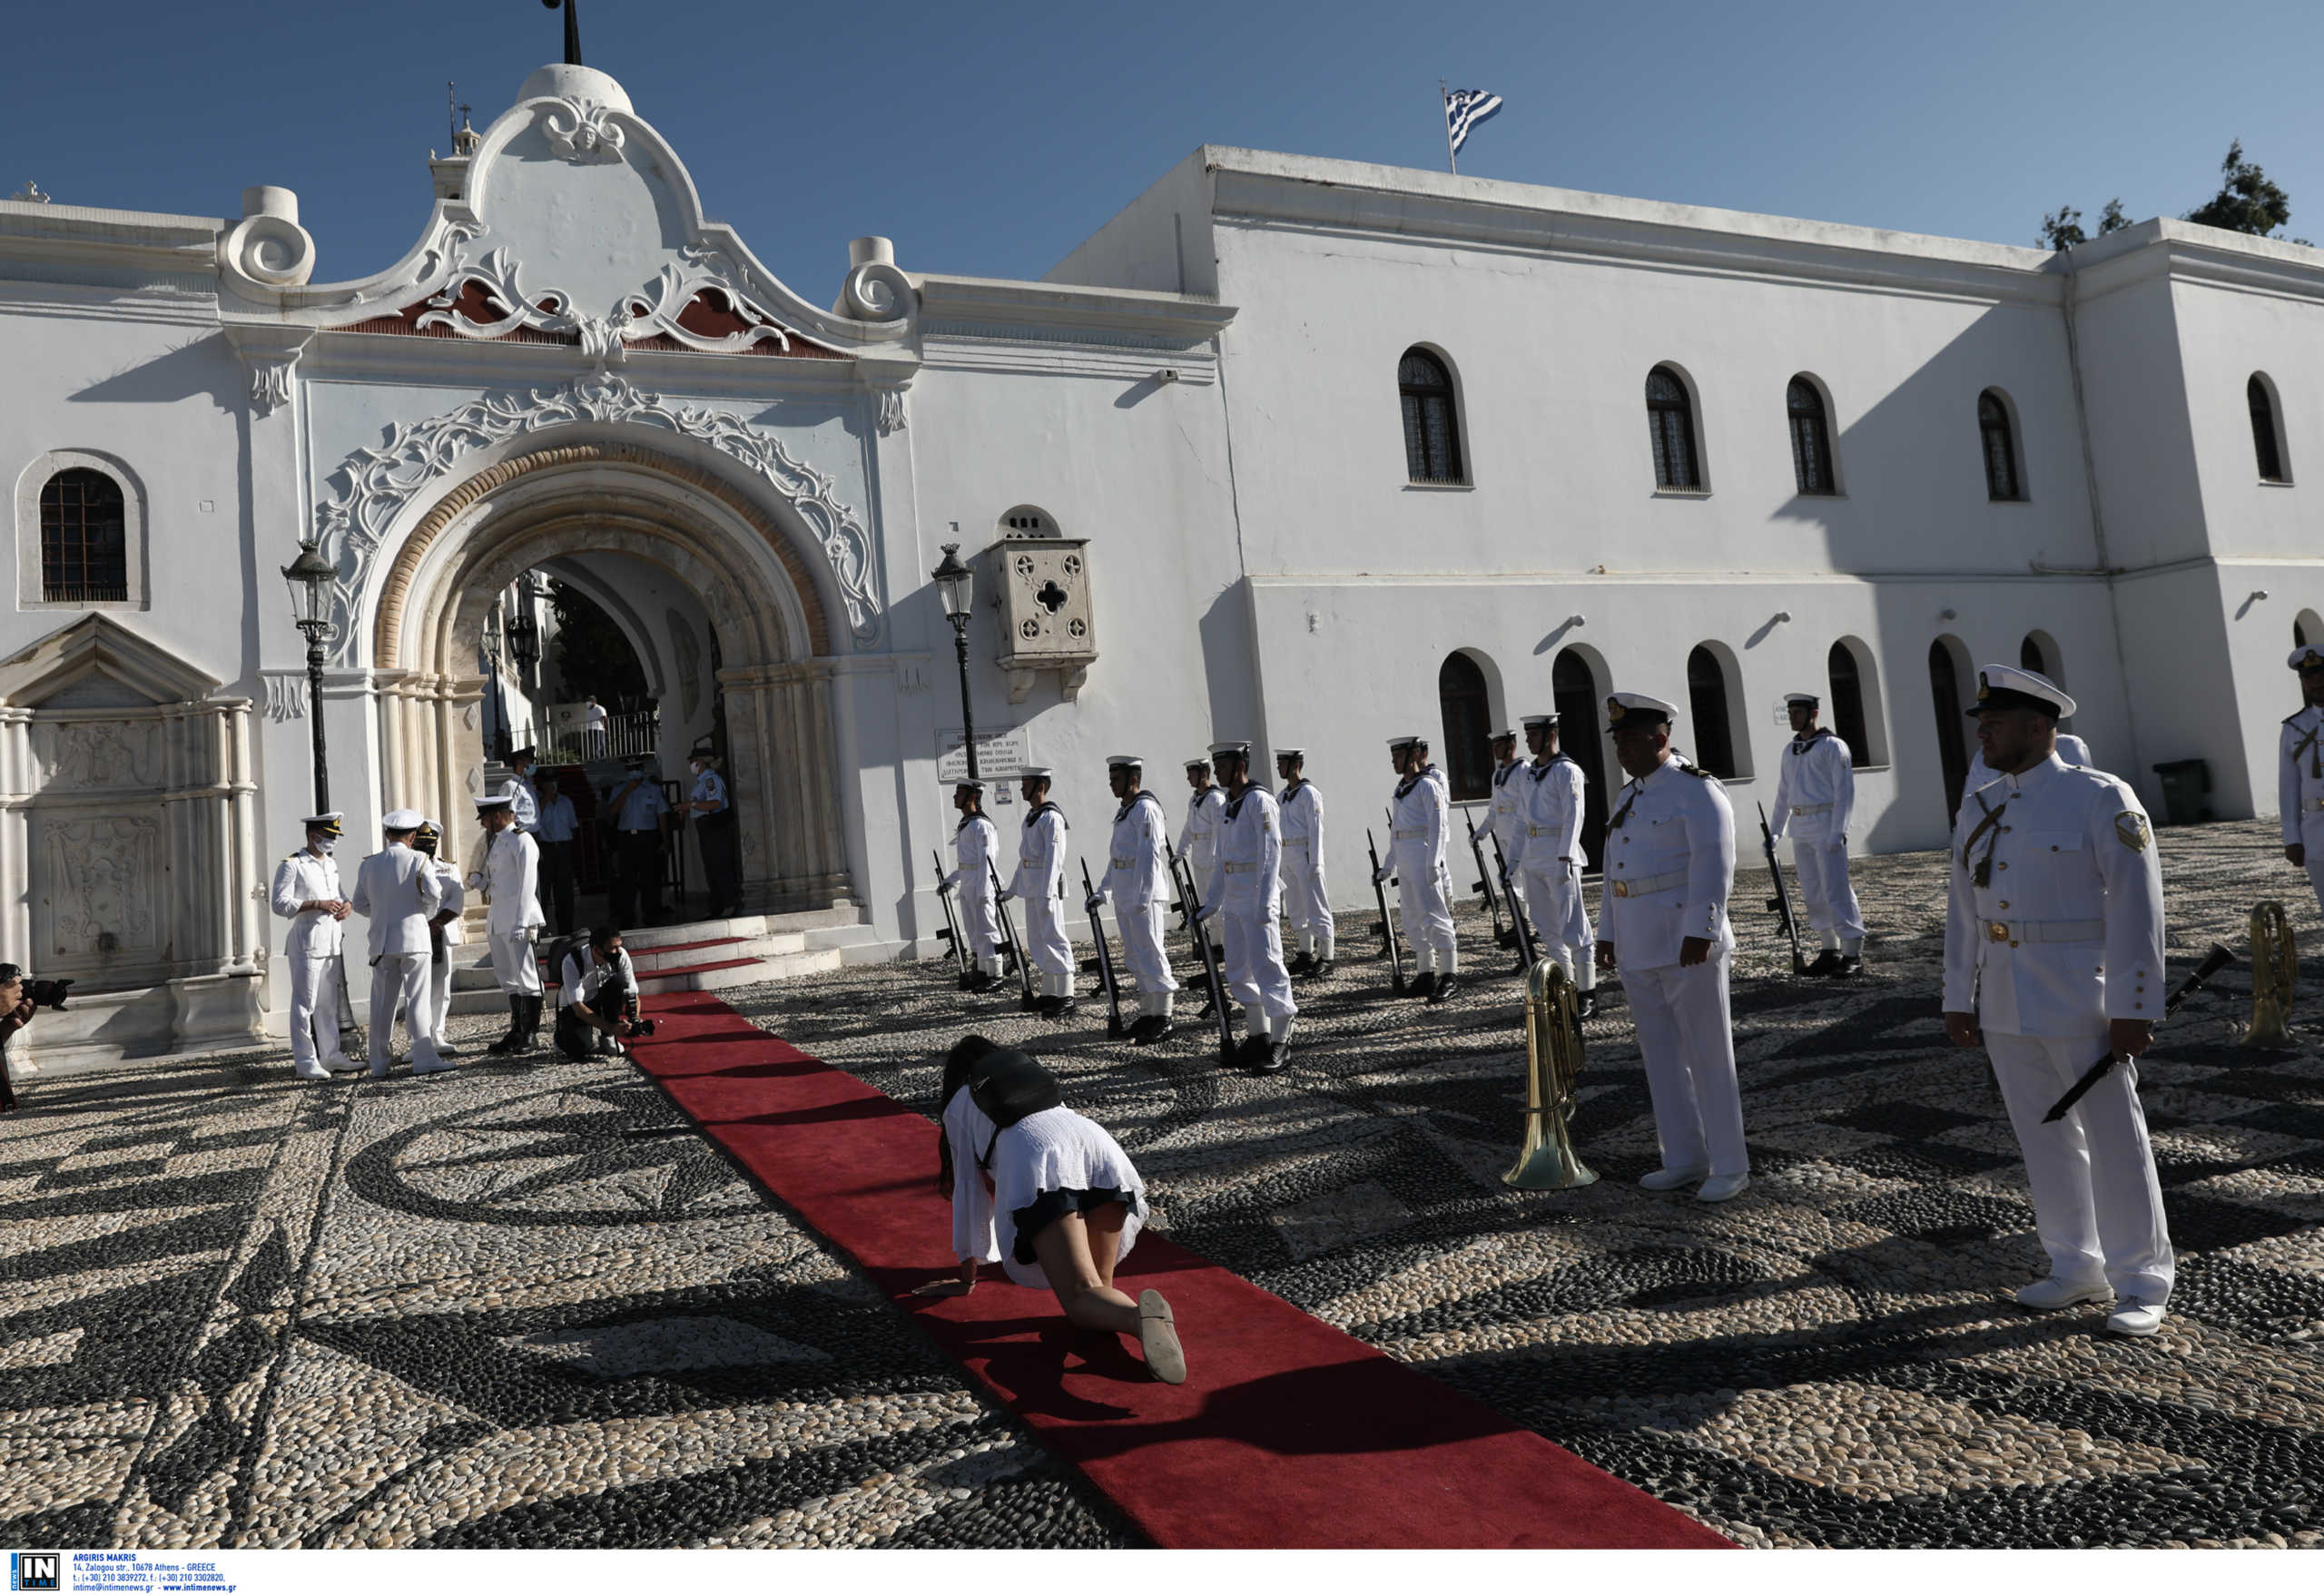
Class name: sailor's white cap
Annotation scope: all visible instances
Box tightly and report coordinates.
[475,787,517,811]
[300,811,344,834]
[381,808,425,831]
[1107,754,1144,769]
[1605,693,1679,733]
[1019,764,1055,781]
[1386,734,1427,749]
[1207,740,1251,759]
[2291,645,2324,673]
[1520,713,1559,730]
[1971,664,2076,720]
[1784,691,1821,706]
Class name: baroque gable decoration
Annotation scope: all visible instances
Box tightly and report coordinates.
[315,372,882,657]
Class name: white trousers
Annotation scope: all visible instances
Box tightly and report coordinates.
[1494,831,1528,916]
[1790,835,1865,944]
[1022,890,1073,983]
[369,952,444,1073]
[430,951,456,1039]
[489,929,542,996]
[2299,813,2324,915]
[1219,899,1296,1022]
[1393,851,1457,963]
[1984,1030,2173,1304]
[1625,953,1748,1179]
[1520,857,1594,983]
[1280,842,1334,940]
[1113,898,1179,994]
[287,952,347,1068]
[958,880,1001,961]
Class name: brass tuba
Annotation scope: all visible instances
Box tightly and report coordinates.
[1502,958,1599,1190]
[2243,899,2298,1049]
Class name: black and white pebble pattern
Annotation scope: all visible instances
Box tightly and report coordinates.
[2,817,2319,1548]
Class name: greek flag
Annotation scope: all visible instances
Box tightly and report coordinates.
[1444,88,1503,157]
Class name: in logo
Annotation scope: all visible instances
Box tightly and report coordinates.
[11,1554,60,1592]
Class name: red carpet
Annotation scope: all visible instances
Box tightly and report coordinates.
[625,991,1733,1551]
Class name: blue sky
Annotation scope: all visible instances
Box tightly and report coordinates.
[6,1,2319,298]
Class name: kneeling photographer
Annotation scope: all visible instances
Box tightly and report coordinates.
[0,963,72,1113]
[553,925,655,1061]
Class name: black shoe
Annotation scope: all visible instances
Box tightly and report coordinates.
[1427,974,1461,1005]
[1576,990,1599,1021]
[1833,954,1863,978]
[486,998,526,1056]
[1252,1038,1291,1075]
[1128,1013,1172,1045]
[1309,958,1335,980]
[1233,1033,1269,1068]
[1050,996,1079,1019]
[964,971,1000,994]
[1495,927,1518,950]
[1408,970,1437,999]
[1286,951,1315,978]
[1804,950,1844,977]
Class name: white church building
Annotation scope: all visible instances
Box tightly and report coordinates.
[3,61,2318,1060]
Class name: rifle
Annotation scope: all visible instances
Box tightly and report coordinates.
[931,849,969,986]
[1171,852,1236,1061]
[1366,827,1408,997]
[1757,803,1807,975]
[1462,806,1511,948]
[1487,826,1541,974]
[2042,943,2233,1122]
[988,861,1037,1010]
[1080,860,1127,1039]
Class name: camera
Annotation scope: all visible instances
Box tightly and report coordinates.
[611,981,655,1039]
[27,979,72,1010]
[626,1017,657,1039]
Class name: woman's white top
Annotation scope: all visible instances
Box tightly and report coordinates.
[943,1094,1147,1291]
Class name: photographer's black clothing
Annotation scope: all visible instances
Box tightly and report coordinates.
[556,946,639,1061]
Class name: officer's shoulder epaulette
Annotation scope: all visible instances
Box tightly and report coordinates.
[2286,710,2312,727]
[1677,761,1715,781]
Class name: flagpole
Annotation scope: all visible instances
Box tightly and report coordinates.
[1440,79,1457,174]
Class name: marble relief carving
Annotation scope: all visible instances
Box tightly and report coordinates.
[44,814,160,958]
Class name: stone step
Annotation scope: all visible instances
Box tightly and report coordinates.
[447,943,842,1012]
[448,930,812,990]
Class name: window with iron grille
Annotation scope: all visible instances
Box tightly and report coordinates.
[1787,377,1836,495]
[40,468,129,604]
[2250,375,2288,482]
[1399,349,1465,484]
[1685,645,1738,777]
[1978,390,2023,501]
[1436,651,1492,800]
[1647,366,1700,489]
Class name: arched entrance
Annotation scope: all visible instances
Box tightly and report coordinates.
[364,438,855,916]
[1551,647,1609,870]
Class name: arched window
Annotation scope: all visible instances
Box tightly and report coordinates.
[1827,641,1872,769]
[1399,349,1464,484]
[1647,366,1701,489]
[2019,633,2051,677]
[1929,636,1972,822]
[1978,389,2023,501]
[1787,377,1836,495]
[1437,652,1492,800]
[1685,645,1739,778]
[1551,649,1608,869]
[2250,374,2288,483]
[2299,611,2322,649]
[39,468,128,604]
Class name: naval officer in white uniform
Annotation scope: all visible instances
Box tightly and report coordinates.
[1944,665,2172,1337]
[1005,767,1075,1018]
[2278,645,2324,915]
[469,789,547,1056]
[1595,693,1749,1202]
[943,779,1004,991]
[410,820,465,1053]
[1513,712,1597,1019]
[1178,757,1227,980]
[1487,729,1530,931]
[1202,741,1297,1071]
[1089,754,1179,1044]
[1275,748,1335,978]
[271,812,359,1080]
[1769,691,1866,977]
[350,809,448,1078]
[1378,734,1460,1003]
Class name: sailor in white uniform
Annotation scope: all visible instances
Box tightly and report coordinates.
[1089,754,1179,1044]
[1487,730,1530,931]
[1178,757,1227,979]
[1942,664,2171,1338]
[944,779,1004,991]
[1769,692,1866,977]
[350,809,448,1078]
[1005,767,1075,1018]
[410,821,466,1054]
[505,747,542,835]
[2278,645,2324,914]
[1514,713,1597,1019]
[1377,735,1460,1003]
[1275,748,1335,979]
[1201,741,1296,1071]
[1595,694,1749,1202]
[271,812,359,1080]
[468,789,547,1056]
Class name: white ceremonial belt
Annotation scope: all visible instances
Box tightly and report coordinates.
[1109,855,1137,871]
[1524,824,1556,837]
[1392,826,1426,840]
[1224,862,1259,874]
[1021,853,1049,865]
[1981,917,2104,946]
[1610,870,1689,899]
[2306,798,2324,812]
[1790,803,1833,815]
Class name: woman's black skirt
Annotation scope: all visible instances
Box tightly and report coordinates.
[1009,1186,1136,1266]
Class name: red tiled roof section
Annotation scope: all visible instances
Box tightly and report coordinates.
[340,285,849,360]
[341,281,580,345]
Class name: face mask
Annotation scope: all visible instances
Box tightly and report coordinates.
[313,839,335,855]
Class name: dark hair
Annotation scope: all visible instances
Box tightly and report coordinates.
[934,1034,1001,1197]
[590,923,625,948]
[0,964,19,984]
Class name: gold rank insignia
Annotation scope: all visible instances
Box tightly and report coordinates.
[2114,812,2151,852]
[1975,672,1991,702]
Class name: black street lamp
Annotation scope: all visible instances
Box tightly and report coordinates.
[281,540,338,812]
[931,542,977,781]
[506,578,542,678]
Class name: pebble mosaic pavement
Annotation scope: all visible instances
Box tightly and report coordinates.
[4,817,2322,1550]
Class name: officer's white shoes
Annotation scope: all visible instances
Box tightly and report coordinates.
[321,1054,365,1074]
[1696,1173,1750,1204]
[1638,1166,1708,1191]
[411,1056,457,1077]
[2105,1300,2168,1338]
[293,1058,332,1081]
[369,1059,389,1079]
[2014,1276,2113,1312]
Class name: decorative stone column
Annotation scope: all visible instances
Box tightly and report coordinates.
[718,658,852,910]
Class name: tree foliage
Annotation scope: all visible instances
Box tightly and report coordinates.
[2038,197,2130,251]
[547,578,650,709]
[2184,140,2293,237]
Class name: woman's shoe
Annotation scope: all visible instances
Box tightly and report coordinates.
[1136,1289,1187,1384]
